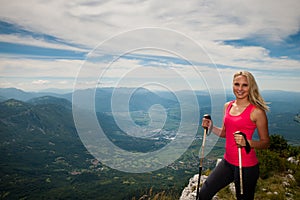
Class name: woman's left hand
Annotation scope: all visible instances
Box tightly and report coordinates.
[234,131,246,147]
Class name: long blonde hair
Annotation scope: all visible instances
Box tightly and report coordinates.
[233,71,269,111]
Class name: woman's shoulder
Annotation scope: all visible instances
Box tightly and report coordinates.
[223,101,234,111]
[224,100,234,107]
[250,106,267,121]
[252,106,266,115]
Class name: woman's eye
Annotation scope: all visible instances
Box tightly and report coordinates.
[234,83,248,87]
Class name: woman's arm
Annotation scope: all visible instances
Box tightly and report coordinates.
[211,125,226,138]
[202,102,228,138]
[248,108,270,149]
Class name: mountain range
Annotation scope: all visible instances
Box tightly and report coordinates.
[0,87,299,199]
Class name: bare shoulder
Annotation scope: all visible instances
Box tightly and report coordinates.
[222,101,231,114]
[224,101,231,109]
[251,107,267,122]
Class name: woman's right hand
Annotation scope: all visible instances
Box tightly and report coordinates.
[201,117,212,129]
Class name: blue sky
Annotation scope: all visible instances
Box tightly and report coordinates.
[0,0,299,92]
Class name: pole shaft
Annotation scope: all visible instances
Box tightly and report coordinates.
[200,128,207,167]
[196,166,202,200]
[238,147,243,195]
[196,114,211,200]
[196,128,208,200]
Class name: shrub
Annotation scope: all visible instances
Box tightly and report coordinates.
[257,149,286,179]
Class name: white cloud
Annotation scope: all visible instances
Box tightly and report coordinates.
[0,57,82,78]
[0,0,299,91]
[1,0,299,46]
[32,79,50,85]
[0,57,83,90]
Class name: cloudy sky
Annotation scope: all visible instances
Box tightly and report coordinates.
[0,0,299,92]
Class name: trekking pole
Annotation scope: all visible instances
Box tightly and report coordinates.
[235,131,251,196]
[238,145,243,195]
[196,114,211,200]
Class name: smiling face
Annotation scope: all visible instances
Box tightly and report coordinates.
[233,75,250,100]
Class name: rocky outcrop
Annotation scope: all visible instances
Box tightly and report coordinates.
[179,159,225,200]
[179,174,219,200]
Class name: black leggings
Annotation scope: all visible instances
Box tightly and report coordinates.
[198,159,259,200]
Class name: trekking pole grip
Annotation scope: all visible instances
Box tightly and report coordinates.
[203,114,212,134]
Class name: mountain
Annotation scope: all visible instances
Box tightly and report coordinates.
[27,95,72,110]
[0,88,300,199]
[0,98,93,199]
[38,88,73,94]
[0,87,64,102]
[0,97,81,159]
[0,87,37,101]
[1,88,300,142]
[0,97,185,199]
[71,87,179,112]
[2,87,300,142]
[0,95,7,102]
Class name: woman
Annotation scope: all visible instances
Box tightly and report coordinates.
[199,71,270,200]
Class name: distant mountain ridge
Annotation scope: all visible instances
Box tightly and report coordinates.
[0,87,64,101]
[1,87,300,142]
[0,87,179,113]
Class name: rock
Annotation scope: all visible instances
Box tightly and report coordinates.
[283,181,290,187]
[228,183,235,195]
[285,192,293,199]
[180,159,223,200]
[179,174,207,200]
[286,174,295,181]
[179,174,220,200]
[287,157,299,165]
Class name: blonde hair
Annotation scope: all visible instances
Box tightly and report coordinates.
[233,71,269,111]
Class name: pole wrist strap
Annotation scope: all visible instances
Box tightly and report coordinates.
[235,131,251,154]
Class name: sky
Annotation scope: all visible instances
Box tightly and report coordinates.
[0,0,299,92]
